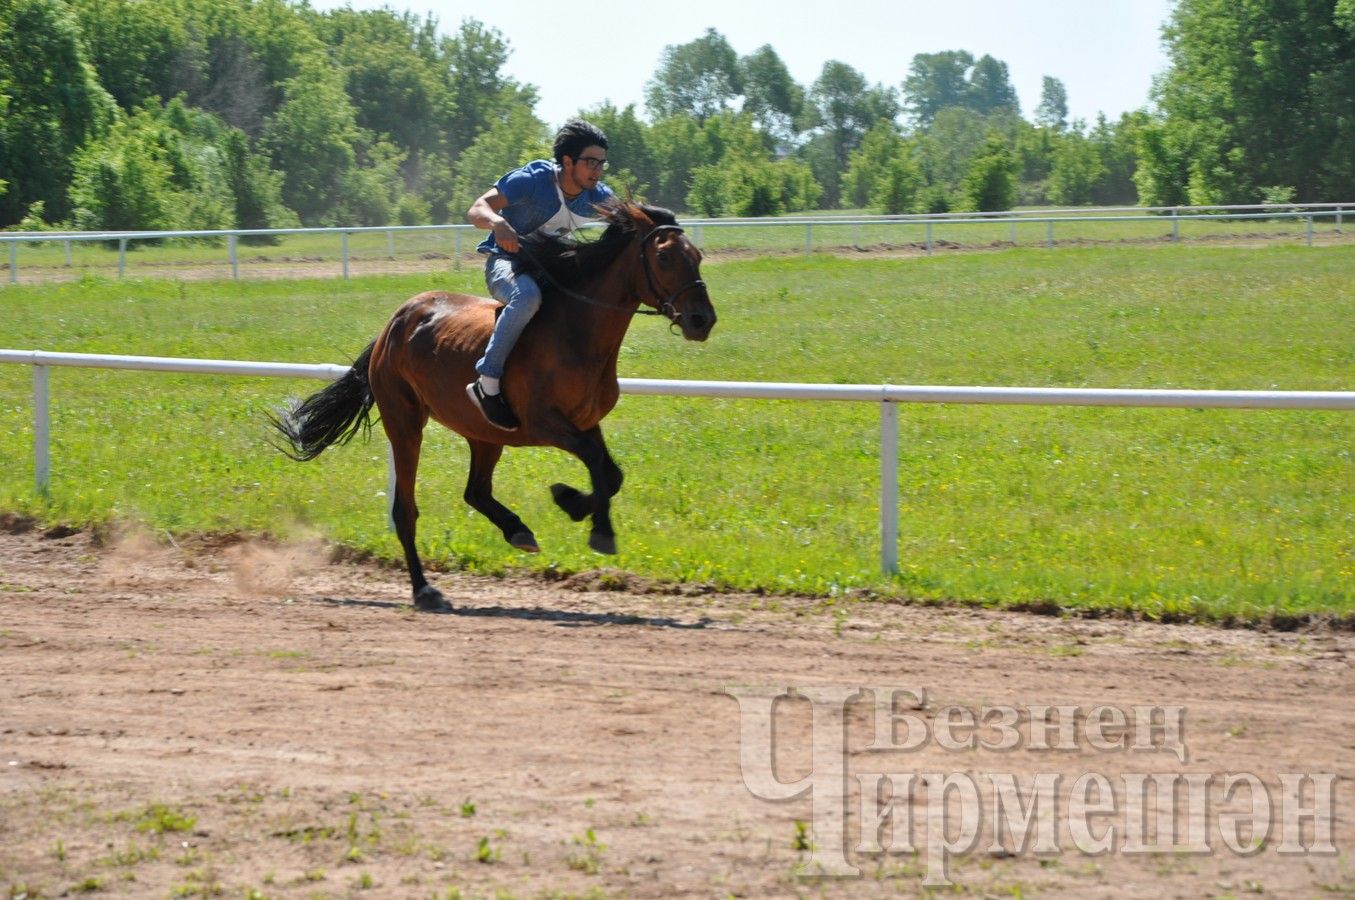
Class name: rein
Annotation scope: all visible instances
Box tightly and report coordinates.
[518,224,705,323]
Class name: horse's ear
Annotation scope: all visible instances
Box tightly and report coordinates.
[626,202,654,230]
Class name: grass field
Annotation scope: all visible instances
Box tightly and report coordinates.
[1,244,1351,624]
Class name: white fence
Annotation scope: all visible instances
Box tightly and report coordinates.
[1,202,1349,284]
[3,348,1353,575]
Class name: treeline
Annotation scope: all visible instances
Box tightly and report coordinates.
[0,0,1351,232]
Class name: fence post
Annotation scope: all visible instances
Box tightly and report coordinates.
[1009,219,1017,245]
[34,364,50,496]
[118,238,127,277]
[853,221,861,250]
[1337,206,1343,233]
[64,240,73,268]
[7,242,15,284]
[1172,209,1180,243]
[693,223,703,249]
[228,234,239,281]
[1306,215,1314,247]
[804,223,812,256]
[879,399,899,575]
[341,232,350,280]
[925,222,933,255]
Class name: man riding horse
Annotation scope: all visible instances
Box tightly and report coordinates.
[465,119,615,431]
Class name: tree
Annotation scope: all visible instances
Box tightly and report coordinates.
[1088,112,1142,205]
[962,132,1017,211]
[315,7,448,160]
[1148,0,1355,203]
[0,0,116,225]
[262,64,361,225]
[902,50,974,128]
[1047,125,1105,206]
[646,114,714,211]
[644,28,743,122]
[69,98,243,232]
[842,120,905,209]
[69,0,185,112]
[738,44,806,149]
[912,106,990,205]
[804,61,897,207]
[441,20,535,160]
[576,102,656,201]
[968,55,1020,119]
[1034,76,1069,131]
[448,102,549,218]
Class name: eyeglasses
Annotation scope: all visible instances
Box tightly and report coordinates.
[576,156,609,171]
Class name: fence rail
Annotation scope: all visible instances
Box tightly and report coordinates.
[2,202,1349,284]
[4,348,1352,575]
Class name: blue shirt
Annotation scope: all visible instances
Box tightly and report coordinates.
[476,159,615,254]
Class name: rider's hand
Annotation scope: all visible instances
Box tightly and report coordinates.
[493,220,520,253]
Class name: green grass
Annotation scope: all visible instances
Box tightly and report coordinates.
[0,244,1352,624]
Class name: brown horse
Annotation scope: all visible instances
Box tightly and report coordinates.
[271,201,716,611]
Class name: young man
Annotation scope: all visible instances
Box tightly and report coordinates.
[464,119,615,431]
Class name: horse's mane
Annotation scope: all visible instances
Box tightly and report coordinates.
[517,201,679,290]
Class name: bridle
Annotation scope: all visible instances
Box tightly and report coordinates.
[639,224,708,322]
[519,223,706,324]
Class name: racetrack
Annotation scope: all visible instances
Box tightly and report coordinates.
[1,522,1350,897]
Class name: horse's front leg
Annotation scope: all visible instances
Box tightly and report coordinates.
[551,425,624,555]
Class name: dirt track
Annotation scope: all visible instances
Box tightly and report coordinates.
[1,524,1351,898]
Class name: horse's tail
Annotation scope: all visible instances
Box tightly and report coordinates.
[268,341,377,462]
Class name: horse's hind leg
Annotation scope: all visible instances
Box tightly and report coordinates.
[464,439,539,553]
[376,388,450,612]
[551,426,623,555]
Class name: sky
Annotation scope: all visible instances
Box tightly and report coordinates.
[306,0,1176,129]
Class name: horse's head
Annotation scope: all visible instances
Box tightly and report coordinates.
[633,212,716,342]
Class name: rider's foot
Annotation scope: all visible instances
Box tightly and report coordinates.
[466,380,520,431]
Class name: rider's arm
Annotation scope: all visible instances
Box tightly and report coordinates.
[467,188,520,253]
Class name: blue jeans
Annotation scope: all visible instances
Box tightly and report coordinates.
[475,254,542,379]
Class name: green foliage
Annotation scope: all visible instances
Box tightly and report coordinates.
[644,28,743,122]
[738,45,806,149]
[685,114,819,216]
[69,99,246,232]
[262,64,360,225]
[0,0,117,225]
[1035,76,1069,131]
[804,61,899,206]
[842,121,919,214]
[1048,126,1106,206]
[645,115,713,212]
[1149,0,1355,203]
[69,0,186,111]
[447,102,549,218]
[962,132,1018,211]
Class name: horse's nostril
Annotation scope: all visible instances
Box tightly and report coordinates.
[689,313,708,331]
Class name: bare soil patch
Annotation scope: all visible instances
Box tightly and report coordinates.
[1,526,1351,897]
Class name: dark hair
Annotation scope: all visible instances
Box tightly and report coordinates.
[553,119,609,164]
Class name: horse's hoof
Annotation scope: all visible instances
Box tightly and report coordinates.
[588,532,618,555]
[413,585,453,613]
[509,530,540,553]
[550,483,590,522]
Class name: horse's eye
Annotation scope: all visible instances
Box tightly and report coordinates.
[657,250,670,265]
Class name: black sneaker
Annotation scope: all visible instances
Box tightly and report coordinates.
[466,381,520,431]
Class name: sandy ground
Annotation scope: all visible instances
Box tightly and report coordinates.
[0,522,1351,898]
